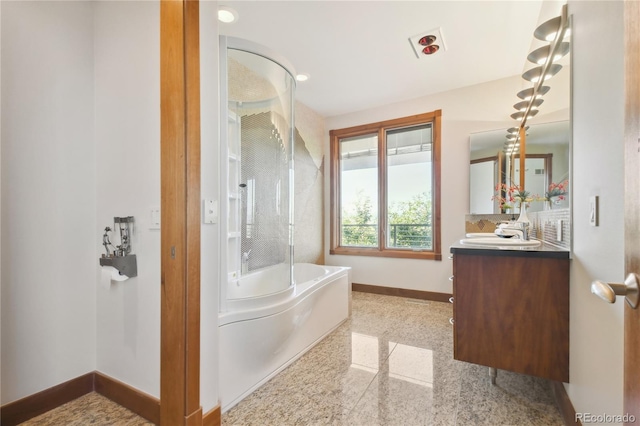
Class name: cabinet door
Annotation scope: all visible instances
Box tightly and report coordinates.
[453,253,569,382]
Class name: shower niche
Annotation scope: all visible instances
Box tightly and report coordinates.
[220,37,296,311]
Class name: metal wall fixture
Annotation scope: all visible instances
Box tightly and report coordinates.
[99,216,138,279]
[504,5,570,162]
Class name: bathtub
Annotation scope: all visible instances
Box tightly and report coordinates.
[219,263,351,412]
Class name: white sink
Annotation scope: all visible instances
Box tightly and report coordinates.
[460,237,541,247]
[465,233,496,238]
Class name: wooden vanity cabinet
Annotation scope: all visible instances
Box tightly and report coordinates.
[451,250,570,382]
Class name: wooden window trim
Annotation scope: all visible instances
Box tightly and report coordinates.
[329,110,441,261]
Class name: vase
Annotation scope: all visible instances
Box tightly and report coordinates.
[517,202,531,226]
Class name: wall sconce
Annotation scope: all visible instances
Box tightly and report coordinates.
[505,4,569,189]
[517,86,550,101]
[510,110,539,121]
[527,42,570,65]
[507,126,529,135]
[522,64,563,83]
[534,16,570,42]
[514,99,544,112]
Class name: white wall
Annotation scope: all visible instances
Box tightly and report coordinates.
[93,1,161,397]
[200,0,221,413]
[324,75,538,293]
[566,0,625,419]
[1,1,97,403]
[0,0,221,409]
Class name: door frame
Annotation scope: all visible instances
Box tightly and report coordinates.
[160,0,202,424]
[624,0,640,421]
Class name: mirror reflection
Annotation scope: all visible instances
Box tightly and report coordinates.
[469,121,570,214]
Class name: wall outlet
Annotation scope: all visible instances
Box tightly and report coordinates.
[589,196,599,226]
[203,199,217,224]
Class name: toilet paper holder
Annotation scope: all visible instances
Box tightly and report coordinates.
[99,216,137,278]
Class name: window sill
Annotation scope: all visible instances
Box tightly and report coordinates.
[329,247,442,260]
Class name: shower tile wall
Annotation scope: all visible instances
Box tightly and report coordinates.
[241,113,290,271]
[230,54,325,267]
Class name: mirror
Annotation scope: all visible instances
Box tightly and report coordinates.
[469,121,570,214]
[469,10,571,215]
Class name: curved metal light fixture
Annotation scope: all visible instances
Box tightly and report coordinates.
[510,110,539,121]
[534,16,562,41]
[517,86,550,101]
[522,64,562,83]
[507,126,529,135]
[514,99,544,112]
[527,42,571,65]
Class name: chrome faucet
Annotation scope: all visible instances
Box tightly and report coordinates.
[241,249,251,274]
[495,221,530,241]
[512,222,530,241]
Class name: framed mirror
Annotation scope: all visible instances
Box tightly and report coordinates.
[469,121,570,214]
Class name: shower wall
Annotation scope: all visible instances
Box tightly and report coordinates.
[294,101,325,264]
[227,54,324,267]
[236,104,325,268]
[240,112,290,271]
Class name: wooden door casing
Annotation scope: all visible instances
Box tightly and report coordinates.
[624,0,640,422]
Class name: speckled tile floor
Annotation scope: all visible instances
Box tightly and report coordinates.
[222,292,564,426]
[19,392,152,425]
[20,292,563,426]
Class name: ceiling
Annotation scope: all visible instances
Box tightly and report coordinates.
[218,1,564,118]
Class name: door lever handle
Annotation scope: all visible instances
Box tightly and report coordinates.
[591,273,639,309]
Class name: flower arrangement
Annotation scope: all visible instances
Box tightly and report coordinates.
[493,183,537,210]
[545,180,569,201]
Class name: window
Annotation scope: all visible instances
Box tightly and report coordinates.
[330,110,441,260]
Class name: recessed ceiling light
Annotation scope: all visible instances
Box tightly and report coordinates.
[218,6,238,24]
[409,28,446,59]
[422,45,440,55]
[296,73,310,82]
[418,35,437,46]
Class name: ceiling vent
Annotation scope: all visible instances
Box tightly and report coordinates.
[409,28,446,59]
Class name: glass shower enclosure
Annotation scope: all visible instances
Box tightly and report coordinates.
[219,37,296,311]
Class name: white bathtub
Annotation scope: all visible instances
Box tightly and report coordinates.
[219,263,351,412]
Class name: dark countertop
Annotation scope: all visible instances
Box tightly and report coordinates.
[449,238,571,259]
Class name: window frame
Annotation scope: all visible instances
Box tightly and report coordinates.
[329,110,442,260]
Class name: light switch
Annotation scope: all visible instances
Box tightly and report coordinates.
[203,199,217,224]
[149,206,160,229]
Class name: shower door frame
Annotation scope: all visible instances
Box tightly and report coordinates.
[219,36,297,312]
